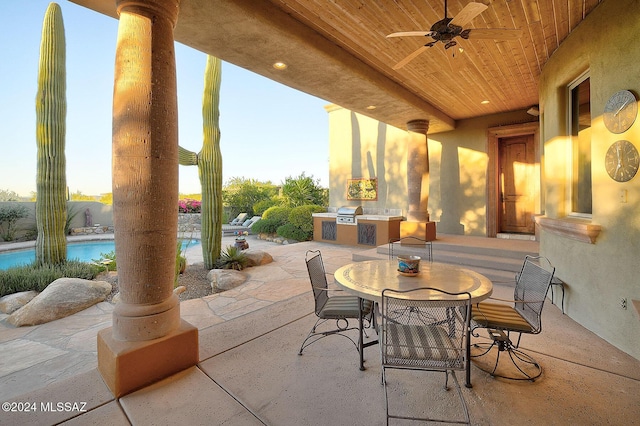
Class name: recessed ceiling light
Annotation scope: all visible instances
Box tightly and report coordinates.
[273,62,287,70]
[481,100,490,104]
[366,105,376,110]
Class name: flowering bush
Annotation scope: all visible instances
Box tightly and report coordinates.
[178,199,202,213]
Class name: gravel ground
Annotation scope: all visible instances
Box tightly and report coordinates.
[99,261,218,303]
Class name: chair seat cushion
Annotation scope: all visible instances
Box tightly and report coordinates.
[319,296,372,319]
[384,324,462,368]
[471,302,533,332]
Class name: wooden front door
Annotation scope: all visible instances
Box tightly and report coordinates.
[499,135,535,234]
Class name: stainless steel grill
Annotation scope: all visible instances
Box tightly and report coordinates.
[336,206,363,224]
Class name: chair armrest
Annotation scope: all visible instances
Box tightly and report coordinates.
[311,286,345,293]
[484,296,547,303]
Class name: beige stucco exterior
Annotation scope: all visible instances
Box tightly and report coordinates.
[328,0,640,360]
[537,0,640,359]
[327,105,536,236]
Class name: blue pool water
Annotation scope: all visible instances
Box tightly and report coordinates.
[0,239,199,270]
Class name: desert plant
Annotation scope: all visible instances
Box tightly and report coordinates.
[91,250,117,272]
[0,189,21,202]
[252,198,278,216]
[178,55,223,269]
[215,245,248,271]
[0,260,100,297]
[288,204,326,234]
[262,206,292,227]
[174,240,187,286]
[35,3,67,266]
[276,223,309,241]
[65,203,81,235]
[222,177,279,218]
[280,173,328,207]
[0,204,29,241]
[251,218,280,235]
[178,198,202,213]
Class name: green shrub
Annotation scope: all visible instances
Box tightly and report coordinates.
[0,204,29,241]
[288,204,326,234]
[280,173,328,207]
[214,245,248,270]
[251,218,280,234]
[0,260,101,297]
[91,251,117,272]
[262,206,292,226]
[253,199,278,216]
[276,223,310,241]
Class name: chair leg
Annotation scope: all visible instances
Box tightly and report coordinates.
[298,318,359,355]
[383,368,470,425]
[471,330,542,381]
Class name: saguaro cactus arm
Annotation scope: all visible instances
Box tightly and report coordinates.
[179,146,198,166]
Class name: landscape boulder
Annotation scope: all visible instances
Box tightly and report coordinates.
[0,291,38,314]
[208,269,247,291]
[7,278,111,327]
[244,249,273,267]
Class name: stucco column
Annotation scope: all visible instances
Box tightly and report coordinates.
[111,0,180,341]
[406,119,430,222]
[98,0,198,398]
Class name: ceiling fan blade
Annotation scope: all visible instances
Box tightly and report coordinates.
[387,31,434,38]
[449,2,488,27]
[467,28,523,40]
[392,45,430,70]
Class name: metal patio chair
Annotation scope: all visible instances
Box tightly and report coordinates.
[471,255,555,381]
[298,250,373,356]
[380,287,471,425]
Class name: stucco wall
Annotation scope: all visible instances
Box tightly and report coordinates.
[0,201,113,240]
[327,105,534,236]
[539,0,640,359]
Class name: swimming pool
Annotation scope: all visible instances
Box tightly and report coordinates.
[0,239,200,270]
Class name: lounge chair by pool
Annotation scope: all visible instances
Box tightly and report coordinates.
[222,216,261,235]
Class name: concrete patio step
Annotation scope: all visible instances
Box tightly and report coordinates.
[352,234,539,284]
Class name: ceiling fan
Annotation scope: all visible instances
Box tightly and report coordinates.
[387,1,522,70]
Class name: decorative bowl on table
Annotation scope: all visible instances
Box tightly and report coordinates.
[398,255,421,276]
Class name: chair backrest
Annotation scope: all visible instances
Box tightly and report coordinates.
[229,212,248,225]
[381,287,471,371]
[305,250,329,316]
[513,255,555,334]
[388,236,429,260]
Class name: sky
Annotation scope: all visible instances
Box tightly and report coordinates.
[0,0,331,197]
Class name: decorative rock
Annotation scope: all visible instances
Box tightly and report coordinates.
[244,250,273,267]
[208,269,247,291]
[7,278,112,327]
[0,291,38,314]
[174,285,186,296]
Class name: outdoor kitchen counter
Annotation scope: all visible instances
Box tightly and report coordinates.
[312,213,402,246]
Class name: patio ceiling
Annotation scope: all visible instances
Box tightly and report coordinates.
[71,0,602,133]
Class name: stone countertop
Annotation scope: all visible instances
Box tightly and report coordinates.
[312,213,403,221]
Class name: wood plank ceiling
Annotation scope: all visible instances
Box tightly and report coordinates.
[72,0,603,131]
[265,0,602,120]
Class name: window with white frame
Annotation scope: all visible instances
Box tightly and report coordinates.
[569,73,592,215]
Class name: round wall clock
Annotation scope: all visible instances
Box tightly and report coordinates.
[603,90,637,133]
[604,140,639,182]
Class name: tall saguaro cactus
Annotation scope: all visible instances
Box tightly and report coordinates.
[35,2,67,266]
[179,56,223,269]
